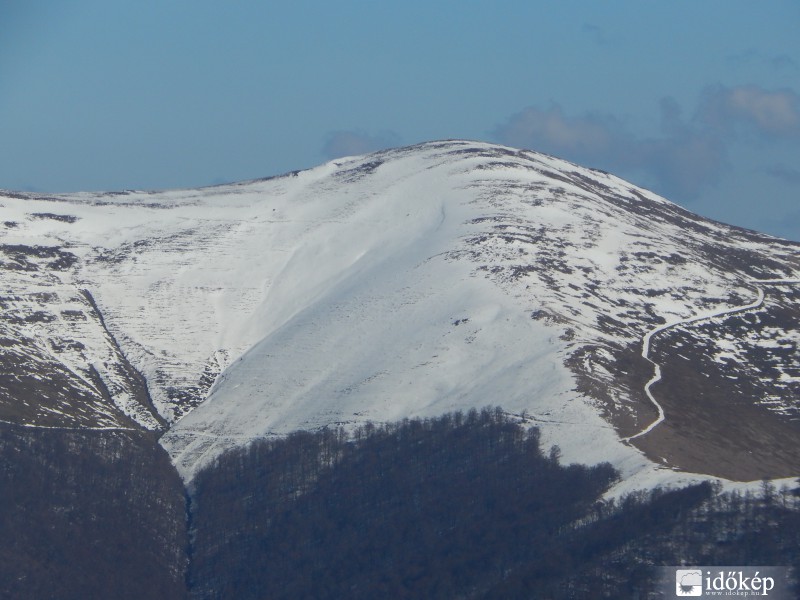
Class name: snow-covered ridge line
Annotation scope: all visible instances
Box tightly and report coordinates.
[3,139,800,488]
[625,278,800,442]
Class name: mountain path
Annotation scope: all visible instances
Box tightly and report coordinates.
[625,278,800,443]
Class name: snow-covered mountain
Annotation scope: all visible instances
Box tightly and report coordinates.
[2,140,799,489]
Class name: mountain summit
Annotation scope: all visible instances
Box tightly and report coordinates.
[2,140,799,487]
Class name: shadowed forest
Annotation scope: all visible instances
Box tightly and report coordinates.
[1,408,799,599]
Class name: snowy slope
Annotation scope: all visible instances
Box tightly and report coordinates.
[2,140,799,487]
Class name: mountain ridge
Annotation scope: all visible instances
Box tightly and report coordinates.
[1,140,799,490]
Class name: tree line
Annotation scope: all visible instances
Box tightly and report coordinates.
[2,407,799,598]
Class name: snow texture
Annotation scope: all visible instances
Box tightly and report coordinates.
[2,140,799,490]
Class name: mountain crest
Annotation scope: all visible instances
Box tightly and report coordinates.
[2,140,799,488]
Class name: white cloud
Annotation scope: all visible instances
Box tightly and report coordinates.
[494,105,633,169]
[699,85,800,138]
[494,85,799,201]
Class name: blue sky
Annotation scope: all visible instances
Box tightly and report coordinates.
[2,1,799,239]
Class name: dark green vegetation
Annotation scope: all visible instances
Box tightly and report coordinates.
[2,409,799,599]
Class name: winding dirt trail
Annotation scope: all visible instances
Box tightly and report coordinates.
[625,278,800,443]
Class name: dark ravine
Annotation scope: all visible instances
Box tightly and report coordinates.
[80,288,169,431]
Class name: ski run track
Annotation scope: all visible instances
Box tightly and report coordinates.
[625,278,800,442]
